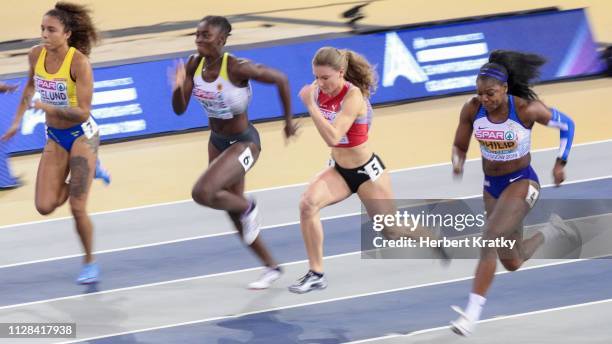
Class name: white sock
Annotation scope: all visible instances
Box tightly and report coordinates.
[465,292,486,321]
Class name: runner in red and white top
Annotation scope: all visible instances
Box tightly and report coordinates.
[289,47,447,294]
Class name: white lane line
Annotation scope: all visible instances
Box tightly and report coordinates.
[3,174,610,270]
[0,212,362,269]
[0,251,359,311]
[55,258,602,344]
[344,298,612,343]
[2,139,610,231]
[3,247,604,313]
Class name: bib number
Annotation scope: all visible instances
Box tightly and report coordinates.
[525,184,540,209]
[81,117,98,139]
[363,156,384,182]
[239,147,255,172]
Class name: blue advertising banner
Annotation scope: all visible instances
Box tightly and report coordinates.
[0,9,604,154]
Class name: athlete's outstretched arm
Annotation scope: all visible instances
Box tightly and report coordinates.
[299,83,360,147]
[452,98,478,176]
[0,82,17,93]
[171,55,198,115]
[233,59,298,139]
[1,46,39,141]
[525,100,575,186]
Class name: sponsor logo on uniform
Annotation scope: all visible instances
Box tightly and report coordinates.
[509,175,523,183]
[475,130,504,140]
[320,108,336,122]
[475,129,518,152]
[478,140,516,152]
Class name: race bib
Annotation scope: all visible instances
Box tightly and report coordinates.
[363,156,384,182]
[239,146,255,172]
[81,117,99,139]
[525,183,540,209]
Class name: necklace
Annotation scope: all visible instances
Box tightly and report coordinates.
[203,54,223,72]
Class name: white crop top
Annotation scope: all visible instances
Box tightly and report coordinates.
[473,95,531,162]
[191,52,252,119]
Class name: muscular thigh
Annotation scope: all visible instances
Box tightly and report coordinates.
[357,171,396,218]
[200,141,259,193]
[483,190,497,217]
[68,134,98,202]
[486,180,534,255]
[303,167,352,209]
[497,223,523,260]
[36,140,70,204]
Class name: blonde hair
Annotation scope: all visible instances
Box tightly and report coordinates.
[312,47,377,98]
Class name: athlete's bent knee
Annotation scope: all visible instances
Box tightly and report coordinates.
[381,227,402,240]
[299,194,319,218]
[35,201,57,216]
[192,182,218,207]
[500,258,523,271]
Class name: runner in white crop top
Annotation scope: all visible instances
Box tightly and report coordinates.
[191,52,252,119]
[171,15,298,290]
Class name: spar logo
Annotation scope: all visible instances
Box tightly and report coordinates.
[475,130,502,140]
[320,108,337,122]
[475,129,517,152]
[193,88,216,100]
[475,130,516,141]
[36,78,59,90]
[34,76,69,105]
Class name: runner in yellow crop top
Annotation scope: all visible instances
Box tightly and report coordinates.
[1,2,104,284]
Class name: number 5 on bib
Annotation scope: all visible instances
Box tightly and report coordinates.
[364,157,384,182]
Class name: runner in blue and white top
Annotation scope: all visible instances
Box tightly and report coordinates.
[449,50,576,336]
